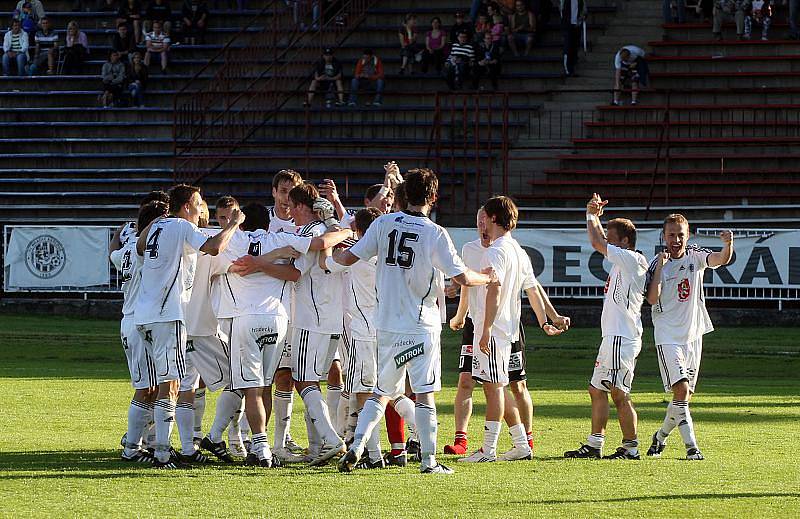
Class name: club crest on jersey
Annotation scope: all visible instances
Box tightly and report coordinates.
[604,275,611,294]
[394,342,425,368]
[678,278,691,302]
[25,235,66,279]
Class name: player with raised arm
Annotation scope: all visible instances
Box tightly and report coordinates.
[565,193,648,460]
[134,184,245,469]
[645,215,733,461]
[334,168,493,475]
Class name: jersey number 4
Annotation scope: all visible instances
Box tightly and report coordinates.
[145,228,162,259]
[385,230,418,269]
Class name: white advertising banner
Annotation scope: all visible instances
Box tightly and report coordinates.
[447,228,800,289]
[4,226,110,289]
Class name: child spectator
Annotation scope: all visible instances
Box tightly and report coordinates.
[474,13,491,41]
[144,0,172,36]
[14,2,40,43]
[348,48,385,107]
[144,19,170,73]
[449,11,474,43]
[101,50,126,107]
[15,0,45,20]
[128,51,148,106]
[490,12,506,43]
[612,45,647,106]
[398,13,420,74]
[305,47,345,108]
[446,31,476,90]
[2,20,29,76]
[117,0,144,43]
[474,30,502,90]
[508,0,535,56]
[713,0,747,40]
[423,16,447,74]
[181,0,208,44]
[63,20,89,74]
[111,22,136,63]
[745,0,772,40]
[30,16,58,75]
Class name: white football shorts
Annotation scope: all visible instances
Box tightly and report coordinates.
[292,328,336,383]
[655,338,703,393]
[590,335,642,394]
[137,320,187,384]
[346,336,377,394]
[121,316,156,390]
[178,334,231,392]
[374,330,441,397]
[228,313,288,390]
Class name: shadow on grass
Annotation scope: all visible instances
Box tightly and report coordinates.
[512,492,800,506]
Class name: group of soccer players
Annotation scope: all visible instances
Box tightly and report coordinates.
[109,164,732,473]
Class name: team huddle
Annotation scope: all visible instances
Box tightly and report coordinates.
[109,165,733,473]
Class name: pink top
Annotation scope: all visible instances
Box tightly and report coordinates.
[66,31,89,50]
[490,22,504,42]
[426,29,445,50]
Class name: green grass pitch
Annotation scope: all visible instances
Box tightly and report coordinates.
[0,314,798,518]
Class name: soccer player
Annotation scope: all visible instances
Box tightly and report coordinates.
[111,200,168,463]
[335,168,493,474]
[564,193,648,460]
[645,215,733,460]
[134,184,244,469]
[460,197,564,463]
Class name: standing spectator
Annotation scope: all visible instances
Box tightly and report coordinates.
[744,0,772,40]
[422,16,447,74]
[2,20,29,76]
[30,16,58,75]
[508,0,536,56]
[63,20,89,74]
[117,0,144,44]
[398,13,420,74]
[474,13,491,41]
[101,50,126,107]
[664,0,687,23]
[348,48,384,107]
[560,0,586,77]
[111,22,136,63]
[473,30,502,90]
[15,0,45,19]
[449,11,474,43]
[713,0,747,40]
[144,0,172,36]
[445,31,476,90]
[612,45,647,106]
[304,47,345,108]
[490,12,506,44]
[14,2,40,43]
[144,19,170,73]
[181,0,208,44]
[128,51,148,106]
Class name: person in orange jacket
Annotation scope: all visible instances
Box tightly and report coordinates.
[348,48,385,107]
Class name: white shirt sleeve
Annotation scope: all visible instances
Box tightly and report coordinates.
[606,244,646,275]
[109,248,125,269]
[349,219,379,260]
[293,254,314,276]
[325,255,349,274]
[431,227,468,278]
[484,246,507,286]
[614,51,622,69]
[521,256,537,290]
[274,233,313,255]
[180,219,210,252]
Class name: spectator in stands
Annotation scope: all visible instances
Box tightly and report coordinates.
[63,20,89,74]
[612,45,647,106]
[445,31,476,90]
[713,0,747,40]
[30,16,58,75]
[2,20,29,76]
[508,0,536,56]
[664,0,686,23]
[128,51,148,106]
[450,11,474,43]
[474,13,491,41]
[15,0,45,19]
[117,0,144,44]
[305,47,345,108]
[111,22,136,63]
[144,20,170,73]
[744,0,772,40]
[560,0,586,77]
[101,50,126,107]
[181,0,209,44]
[144,0,172,36]
[473,30,502,90]
[348,48,384,107]
[14,2,40,43]
[422,16,447,74]
[398,13,420,75]
[490,12,506,45]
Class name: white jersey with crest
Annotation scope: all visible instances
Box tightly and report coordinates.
[349,210,468,334]
[185,228,220,336]
[110,238,142,318]
[292,221,343,334]
[347,255,378,340]
[650,245,717,345]
[268,207,297,233]
[601,244,648,341]
[134,217,208,325]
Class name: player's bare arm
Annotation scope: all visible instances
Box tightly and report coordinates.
[586,193,610,256]
[199,207,245,255]
[536,281,570,330]
[109,223,125,256]
[707,230,734,268]
[318,179,347,221]
[449,285,469,331]
[230,261,301,282]
[479,283,501,354]
[452,268,493,287]
[332,248,360,267]
[309,228,353,251]
[524,286,564,336]
[646,251,670,305]
[228,246,302,276]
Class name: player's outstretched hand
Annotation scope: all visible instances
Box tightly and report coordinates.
[228,207,245,227]
[478,334,491,355]
[229,255,258,276]
[450,315,465,331]
[657,250,670,266]
[384,161,403,189]
[480,266,498,284]
[586,193,608,217]
[268,245,301,261]
[553,314,571,331]
[720,229,733,244]
[313,197,339,229]
[542,323,563,336]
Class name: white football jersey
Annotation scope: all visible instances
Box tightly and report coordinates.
[339,210,356,230]
[462,239,486,321]
[110,238,142,318]
[601,244,648,341]
[349,210,467,334]
[134,217,208,325]
[348,255,378,340]
[185,228,220,337]
[268,207,297,233]
[651,245,717,345]
[120,222,136,247]
[292,221,343,334]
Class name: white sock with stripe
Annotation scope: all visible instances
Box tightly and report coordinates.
[671,400,698,450]
[587,432,605,450]
[351,397,385,458]
[508,423,529,450]
[176,401,196,455]
[301,385,341,445]
[124,399,150,455]
[481,420,502,457]
[326,384,342,420]
[366,425,382,463]
[345,392,359,443]
[336,391,349,437]
[304,408,321,456]
[251,432,271,460]
[153,399,176,462]
[272,389,293,450]
[193,388,206,439]
[415,402,438,468]
[657,402,678,442]
[208,389,242,443]
[393,395,417,440]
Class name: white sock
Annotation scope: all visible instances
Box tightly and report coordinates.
[176,402,196,455]
[153,398,176,462]
[124,399,150,454]
[393,395,417,440]
[238,410,251,442]
[415,401,437,468]
[508,423,529,450]
[193,388,206,438]
[336,391,349,437]
[481,420,502,457]
[657,402,678,442]
[208,389,242,443]
[251,432,271,460]
[587,433,605,450]
[671,400,698,450]
[366,426,382,463]
[351,398,386,458]
[272,389,293,450]
[345,393,359,444]
[144,410,156,448]
[305,408,321,456]
[301,385,341,445]
[326,384,342,424]
[622,437,640,456]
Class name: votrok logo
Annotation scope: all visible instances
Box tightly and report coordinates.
[25,235,66,279]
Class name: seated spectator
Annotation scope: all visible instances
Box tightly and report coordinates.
[101,50,126,107]
[111,22,136,63]
[305,47,345,108]
[508,0,536,56]
[63,20,89,74]
[128,51,148,106]
[474,13,491,41]
[117,0,144,44]
[30,16,58,75]
[14,2,40,43]
[422,16,447,74]
[490,12,506,44]
[474,30,502,90]
[713,0,747,40]
[398,13,420,74]
[445,31,476,90]
[664,0,686,23]
[348,48,384,107]
[144,20,170,73]
[144,0,172,36]
[612,45,648,106]
[181,0,208,44]
[2,20,29,76]
[15,0,45,20]
[449,11,474,43]
[745,0,772,40]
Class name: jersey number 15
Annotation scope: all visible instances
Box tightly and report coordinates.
[385,230,418,269]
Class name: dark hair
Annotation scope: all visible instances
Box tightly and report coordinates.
[364,183,388,202]
[272,169,303,191]
[137,201,169,234]
[288,182,319,210]
[393,182,407,211]
[483,196,518,231]
[139,190,169,207]
[109,50,119,59]
[241,203,269,231]
[117,21,128,29]
[215,195,239,209]
[168,184,201,214]
[403,168,438,206]
[431,16,442,25]
[608,218,638,248]
[354,207,382,236]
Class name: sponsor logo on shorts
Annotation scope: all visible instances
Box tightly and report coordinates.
[25,235,66,279]
[472,356,480,370]
[508,352,523,371]
[143,330,153,344]
[394,342,425,368]
[253,327,278,352]
[460,345,473,356]
[122,337,129,350]
[186,340,195,353]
